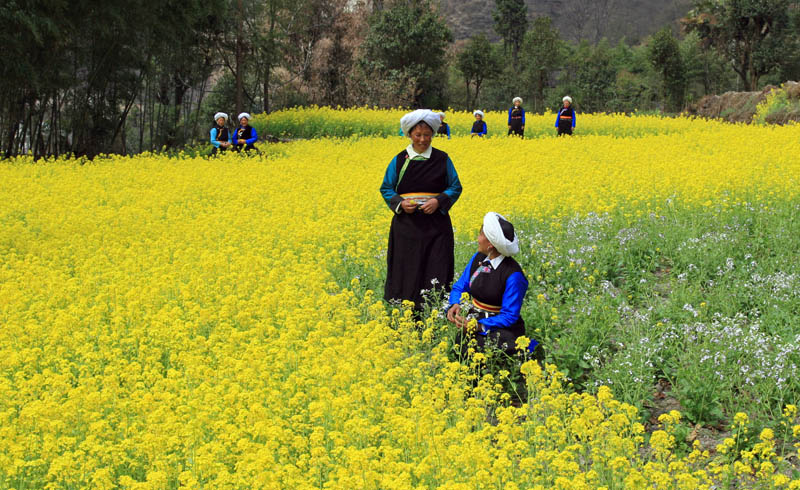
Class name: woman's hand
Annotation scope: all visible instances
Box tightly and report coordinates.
[419,198,439,214]
[400,199,418,214]
[447,304,466,326]
[238,139,246,144]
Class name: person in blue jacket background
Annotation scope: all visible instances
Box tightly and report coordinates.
[447,212,535,355]
[508,97,525,137]
[471,110,487,137]
[210,112,232,155]
[556,96,576,136]
[436,112,451,139]
[233,112,258,152]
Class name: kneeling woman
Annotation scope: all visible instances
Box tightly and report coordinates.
[447,212,530,355]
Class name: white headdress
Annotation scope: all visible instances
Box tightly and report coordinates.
[214,112,228,122]
[473,110,485,118]
[512,97,522,105]
[562,96,573,104]
[400,109,441,136]
[437,111,446,119]
[238,112,251,122]
[483,212,519,257]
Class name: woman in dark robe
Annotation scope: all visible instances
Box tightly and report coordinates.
[555,96,576,136]
[507,97,525,137]
[380,109,463,308]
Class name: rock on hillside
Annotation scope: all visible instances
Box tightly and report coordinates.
[688,81,800,124]
[438,0,693,43]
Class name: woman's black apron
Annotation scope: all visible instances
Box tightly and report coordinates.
[459,252,526,355]
[384,148,454,308]
[508,107,524,136]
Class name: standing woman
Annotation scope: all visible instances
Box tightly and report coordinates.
[555,96,576,136]
[471,110,487,137]
[233,113,258,152]
[210,112,232,155]
[380,109,463,308]
[507,97,525,137]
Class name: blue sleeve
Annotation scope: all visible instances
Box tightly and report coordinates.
[480,122,487,136]
[210,128,221,148]
[571,109,576,128]
[555,111,559,128]
[246,128,257,145]
[479,271,529,330]
[446,124,451,139]
[380,155,404,212]
[449,253,480,304]
[508,108,512,124]
[521,108,526,125]
[435,156,461,213]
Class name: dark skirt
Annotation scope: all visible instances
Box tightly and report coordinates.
[384,210,454,308]
[557,121,573,136]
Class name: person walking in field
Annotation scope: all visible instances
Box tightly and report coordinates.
[380,109,463,309]
[447,212,533,355]
[233,113,258,152]
[556,96,576,136]
[436,112,451,139]
[210,112,232,155]
[508,97,525,137]
[471,110,487,137]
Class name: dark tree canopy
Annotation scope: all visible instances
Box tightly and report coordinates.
[683,0,796,90]
[492,0,528,63]
[361,0,453,107]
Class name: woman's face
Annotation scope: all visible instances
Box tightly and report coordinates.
[563,101,570,108]
[409,124,433,152]
[477,226,493,256]
[514,101,521,107]
[216,117,226,126]
[475,114,483,121]
[240,117,249,126]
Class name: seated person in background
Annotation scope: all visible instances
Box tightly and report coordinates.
[210,112,232,155]
[471,110,487,137]
[447,212,534,355]
[436,112,451,139]
[233,113,258,152]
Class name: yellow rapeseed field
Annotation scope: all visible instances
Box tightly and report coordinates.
[2,115,800,488]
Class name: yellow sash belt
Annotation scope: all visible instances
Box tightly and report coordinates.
[472,298,501,313]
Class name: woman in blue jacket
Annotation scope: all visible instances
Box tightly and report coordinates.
[555,96,576,136]
[471,110,487,137]
[210,112,232,155]
[233,113,258,152]
[508,97,525,137]
[447,212,535,355]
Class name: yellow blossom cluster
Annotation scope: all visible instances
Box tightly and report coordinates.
[2,113,800,488]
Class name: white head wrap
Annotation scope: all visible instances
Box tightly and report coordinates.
[513,97,522,105]
[214,112,228,122]
[400,109,441,136]
[483,212,519,257]
[562,96,573,104]
[437,111,446,119]
[473,110,485,118]
[238,112,251,122]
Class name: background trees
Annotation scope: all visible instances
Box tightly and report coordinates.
[1,0,799,158]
